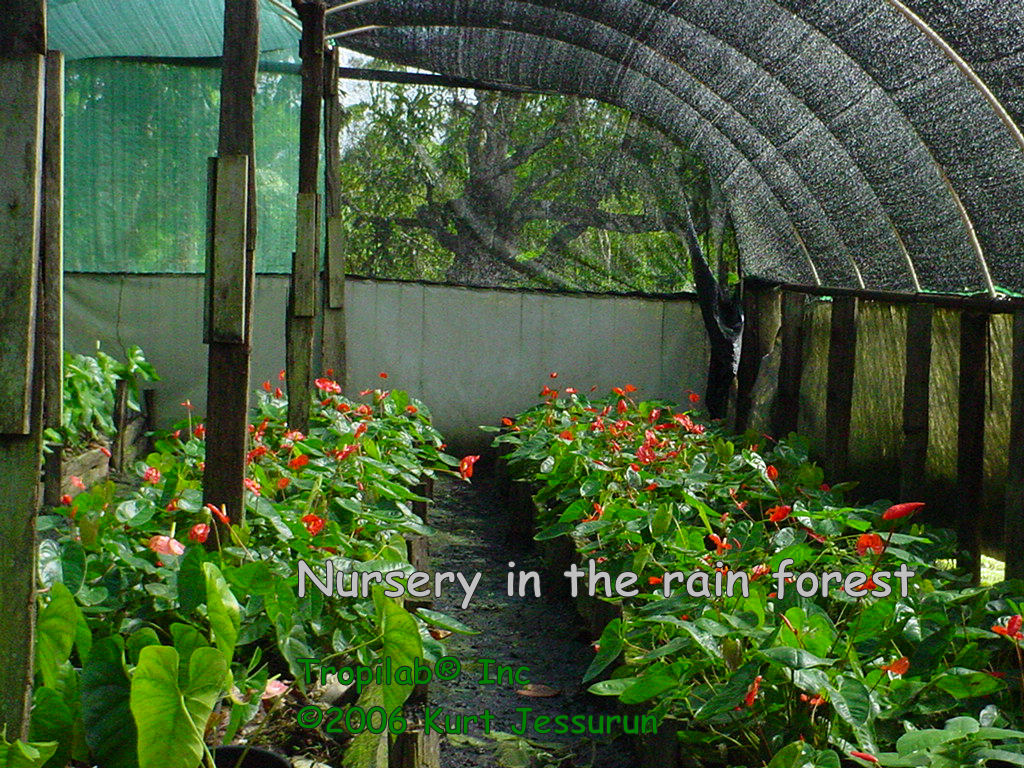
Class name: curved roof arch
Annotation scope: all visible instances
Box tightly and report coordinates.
[328,0,1024,295]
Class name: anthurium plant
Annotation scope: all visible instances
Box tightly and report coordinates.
[490,382,1024,767]
[31,374,469,768]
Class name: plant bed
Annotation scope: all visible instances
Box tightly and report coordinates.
[489,383,1024,767]
[26,373,477,768]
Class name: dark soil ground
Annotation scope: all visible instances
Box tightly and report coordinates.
[427,471,638,768]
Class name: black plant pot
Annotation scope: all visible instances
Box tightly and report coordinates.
[212,745,291,768]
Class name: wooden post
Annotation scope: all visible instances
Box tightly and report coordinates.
[0,0,46,737]
[957,312,987,584]
[321,45,347,381]
[735,286,781,432]
[772,291,804,438]
[900,304,932,500]
[287,0,325,432]
[111,378,128,471]
[42,50,64,508]
[825,296,857,479]
[1006,310,1024,581]
[203,0,259,526]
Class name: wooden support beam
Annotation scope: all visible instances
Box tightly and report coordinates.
[321,45,347,380]
[735,286,780,432]
[0,0,45,737]
[203,0,259,527]
[1006,310,1024,581]
[42,50,64,508]
[287,0,325,431]
[957,312,987,584]
[900,304,932,500]
[111,378,128,472]
[772,291,805,438]
[825,296,857,479]
[206,155,249,342]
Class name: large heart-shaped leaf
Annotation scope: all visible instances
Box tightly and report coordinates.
[129,645,227,768]
[203,562,240,661]
[35,583,79,689]
[373,590,423,714]
[583,619,622,683]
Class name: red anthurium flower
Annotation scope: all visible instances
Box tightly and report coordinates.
[353,423,367,439]
[648,576,663,586]
[617,399,628,414]
[148,535,185,556]
[193,424,206,439]
[765,465,779,482]
[70,475,86,490]
[314,377,341,394]
[882,501,925,520]
[708,533,733,556]
[800,693,825,707]
[406,405,418,414]
[278,369,286,380]
[288,454,310,470]
[857,533,886,557]
[143,466,161,485]
[766,504,791,523]
[850,752,879,764]
[181,399,194,411]
[992,614,1024,640]
[244,478,261,495]
[501,417,515,427]
[262,380,272,392]
[379,372,388,379]
[559,429,573,440]
[99,445,112,458]
[565,387,577,395]
[277,477,291,490]
[301,514,326,536]
[205,502,230,526]
[549,372,558,379]
[742,675,763,708]
[247,446,268,464]
[188,524,210,544]
[274,387,283,398]
[459,455,480,480]
[60,494,73,506]
[688,391,700,404]
[820,483,831,492]
[881,656,910,676]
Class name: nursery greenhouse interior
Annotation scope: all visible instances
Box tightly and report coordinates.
[3,0,1024,766]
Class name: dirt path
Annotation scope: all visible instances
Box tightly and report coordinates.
[426,472,637,768]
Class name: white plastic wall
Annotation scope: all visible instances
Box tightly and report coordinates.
[64,274,710,450]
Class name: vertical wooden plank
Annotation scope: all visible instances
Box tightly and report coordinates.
[735,286,780,432]
[112,378,128,471]
[203,0,259,526]
[825,296,857,479]
[42,50,64,508]
[209,155,248,341]
[1006,310,1024,582]
[0,57,45,434]
[957,311,987,584]
[772,291,804,438]
[900,304,932,500]
[287,0,325,432]
[321,46,347,378]
[292,191,318,317]
[0,0,45,735]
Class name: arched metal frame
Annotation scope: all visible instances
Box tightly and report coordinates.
[324,0,1024,296]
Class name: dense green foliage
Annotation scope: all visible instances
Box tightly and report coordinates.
[50,345,158,452]
[32,377,466,766]
[492,386,1024,766]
